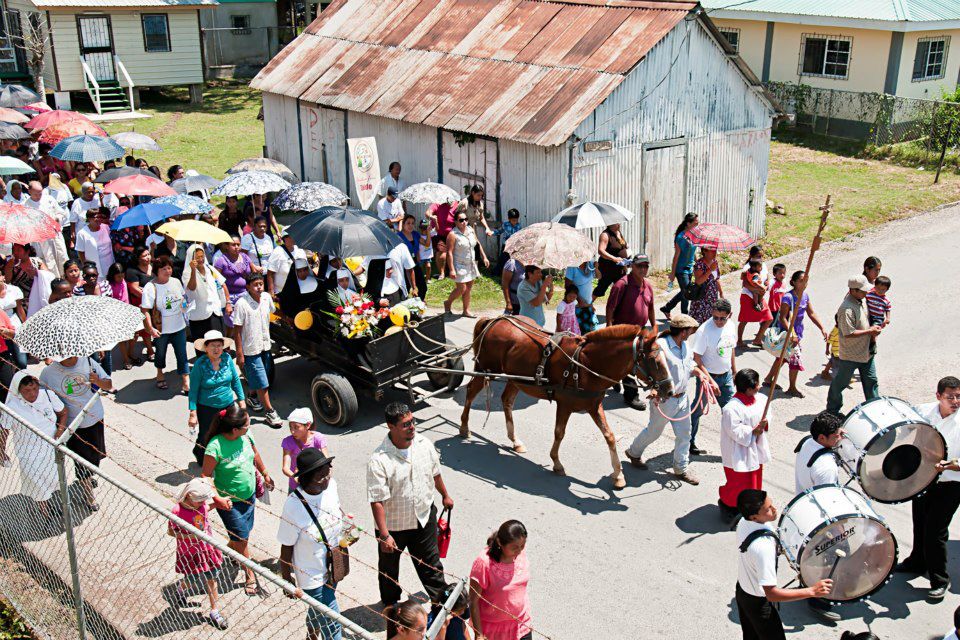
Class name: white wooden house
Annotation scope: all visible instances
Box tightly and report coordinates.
[3,0,214,113]
[252,0,779,268]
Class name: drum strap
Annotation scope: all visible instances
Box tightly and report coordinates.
[739,529,782,572]
[793,435,811,453]
[795,435,838,467]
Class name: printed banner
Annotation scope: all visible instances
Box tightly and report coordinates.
[347,137,380,209]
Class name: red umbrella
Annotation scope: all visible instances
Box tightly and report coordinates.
[25,109,92,131]
[103,174,177,197]
[37,120,107,144]
[0,203,62,244]
[20,101,52,113]
[684,222,754,251]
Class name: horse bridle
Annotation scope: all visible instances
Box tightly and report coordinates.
[632,335,673,394]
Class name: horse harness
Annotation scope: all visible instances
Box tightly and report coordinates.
[533,332,605,401]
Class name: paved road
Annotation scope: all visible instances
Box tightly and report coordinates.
[100,204,960,639]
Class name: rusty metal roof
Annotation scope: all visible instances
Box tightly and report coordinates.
[252,0,702,146]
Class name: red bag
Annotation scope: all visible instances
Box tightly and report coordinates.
[436,507,452,558]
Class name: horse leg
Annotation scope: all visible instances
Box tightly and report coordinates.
[589,403,625,489]
[501,383,525,453]
[549,404,574,476]
[460,376,486,438]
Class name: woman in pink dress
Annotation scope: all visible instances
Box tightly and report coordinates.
[470,520,532,640]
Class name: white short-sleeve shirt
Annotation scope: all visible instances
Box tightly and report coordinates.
[795,437,840,494]
[918,401,960,483]
[39,358,109,428]
[736,518,779,598]
[366,433,441,531]
[232,291,274,356]
[240,232,276,269]
[377,198,404,227]
[68,196,102,226]
[0,284,24,329]
[276,480,342,590]
[141,279,187,334]
[75,225,115,277]
[692,318,736,375]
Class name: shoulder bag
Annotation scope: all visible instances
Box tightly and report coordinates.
[149,282,164,333]
[293,489,350,585]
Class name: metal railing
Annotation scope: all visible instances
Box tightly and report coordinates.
[114,56,135,113]
[0,394,463,640]
[79,59,101,114]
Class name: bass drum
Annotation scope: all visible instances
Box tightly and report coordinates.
[838,396,946,503]
[778,485,897,603]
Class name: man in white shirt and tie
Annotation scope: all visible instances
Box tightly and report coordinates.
[896,376,960,600]
[735,489,832,639]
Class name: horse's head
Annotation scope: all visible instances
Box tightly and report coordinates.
[632,329,674,397]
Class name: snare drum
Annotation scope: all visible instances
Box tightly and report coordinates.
[839,396,946,503]
[778,485,897,603]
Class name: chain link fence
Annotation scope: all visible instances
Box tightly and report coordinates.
[766,82,960,147]
[0,397,463,640]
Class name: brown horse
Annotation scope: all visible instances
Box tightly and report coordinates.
[460,316,673,489]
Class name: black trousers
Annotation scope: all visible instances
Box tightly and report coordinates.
[193,403,227,466]
[378,505,448,606]
[735,583,785,640]
[189,315,223,342]
[905,480,960,588]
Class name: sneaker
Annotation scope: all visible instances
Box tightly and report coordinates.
[208,610,229,630]
[807,600,840,621]
[624,451,647,469]
[265,410,283,428]
[673,469,700,485]
[247,395,263,412]
[928,582,950,600]
[689,445,708,456]
[894,560,924,575]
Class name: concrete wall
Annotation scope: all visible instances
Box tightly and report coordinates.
[897,28,960,99]
[200,2,277,68]
[712,17,768,80]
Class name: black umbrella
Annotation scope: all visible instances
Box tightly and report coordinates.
[94,166,156,184]
[0,84,40,108]
[286,206,401,258]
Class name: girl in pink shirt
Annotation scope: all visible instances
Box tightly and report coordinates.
[280,407,329,491]
[470,520,532,640]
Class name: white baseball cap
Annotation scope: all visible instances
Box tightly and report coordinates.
[287,407,313,425]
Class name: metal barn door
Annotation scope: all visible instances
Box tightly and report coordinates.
[642,140,687,269]
[441,132,499,216]
[77,16,115,82]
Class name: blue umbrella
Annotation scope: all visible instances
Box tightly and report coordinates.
[152,194,214,215]
[112,202,183,230]
[50,134,124,162]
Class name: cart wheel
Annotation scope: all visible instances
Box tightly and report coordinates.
[426,342,466,392]
[311,373,358,427]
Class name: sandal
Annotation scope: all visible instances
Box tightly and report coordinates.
[244,580,258,596]
[123,362,133,370]
[155,379,169,390]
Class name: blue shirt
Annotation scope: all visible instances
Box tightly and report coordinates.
[660,335,693,402]
[495,220,522,240]
[517,279,546,326]
[564,263,595,303]
[676,232,696,275]
[188,353,244,411]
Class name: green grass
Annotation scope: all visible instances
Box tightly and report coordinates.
[0,600,31,640]
[423,273,508,310]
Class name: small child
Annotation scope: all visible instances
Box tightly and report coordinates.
[556,283,581,335]
[168,478,228,630]
[768,263,786,315]
[419,219,437,280]
[820,322,840,381]
[742,259,766,312]
[865,275,892,327]
[427,586,472,640]
[281,407,329,491]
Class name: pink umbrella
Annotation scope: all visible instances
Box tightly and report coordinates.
[0,203,61,244]
[20,101,52,113]
[103,174,177,197]
[0,108,29,124]
[25,109,92,131]
[37,120,107,144]
[684,223,754,251]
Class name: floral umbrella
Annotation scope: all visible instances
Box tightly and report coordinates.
[398,182,460,205]
[227,157,298,183]
[103,174,177,197]
[49,134,124,162]
[0,84,40,108]
[25,109,92,131]
[273,182,347,211]
[0,202,61,244]
[0,108,28,124]
[39,121,108,145]
[503,222,595,270]
[152,194,213,215]
[15,296,144,359]
[684,222,753,251]
[211,170,290,197]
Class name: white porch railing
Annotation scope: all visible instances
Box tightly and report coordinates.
[80,58,101,114]
[114,55,135,112]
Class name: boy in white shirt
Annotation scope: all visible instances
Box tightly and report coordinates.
[718,369,770,521]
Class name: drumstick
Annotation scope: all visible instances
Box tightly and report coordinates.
[826,549,847,583]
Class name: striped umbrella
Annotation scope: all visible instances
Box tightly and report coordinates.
[25,109,92,131]
[103,174,176,197]
[0,122,29,141]
[0,202,61,244]
[684,223,753,251]
[153,194,213,215]
[0,84,40,108]
[0,108,28,124]
[39,121,108,145]
[49,134,124,162]
[112,202,183,230]
[551,201,635,230]
[212,170,290,197]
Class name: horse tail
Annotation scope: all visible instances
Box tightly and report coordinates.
[472,317,497,353]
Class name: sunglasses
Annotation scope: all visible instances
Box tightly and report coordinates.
[399,418,416,428]
[712,315,729,322]
[456,218,468,223]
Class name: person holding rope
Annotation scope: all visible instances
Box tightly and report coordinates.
[624,314,718,486]
[690,297,737,456]
[735,489,833,640]
[717,369,770,522]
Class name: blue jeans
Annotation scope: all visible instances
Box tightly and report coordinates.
[827,357,879,414]
[154,328,189,375]
[303,584,342,640]
[690,370,735,446]
[662,271,691,314]
[4,339,26,370]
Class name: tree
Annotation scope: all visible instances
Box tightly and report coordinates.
[10,12,49,97]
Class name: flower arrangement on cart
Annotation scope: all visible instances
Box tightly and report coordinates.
[326,290,389,339]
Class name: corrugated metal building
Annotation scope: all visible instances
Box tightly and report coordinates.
[252,0,778,268]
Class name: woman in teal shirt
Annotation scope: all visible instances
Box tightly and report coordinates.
[661,213,699,317]
[187,330,245,465]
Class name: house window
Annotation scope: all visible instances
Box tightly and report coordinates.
[800,34,852,80]
[141,14,170,53]
[718,27,740,52]
[913,36,950,81]
[230,15,251,35]
[0,10,19,66]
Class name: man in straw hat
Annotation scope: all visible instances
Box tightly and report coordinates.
[624,313,718,485]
